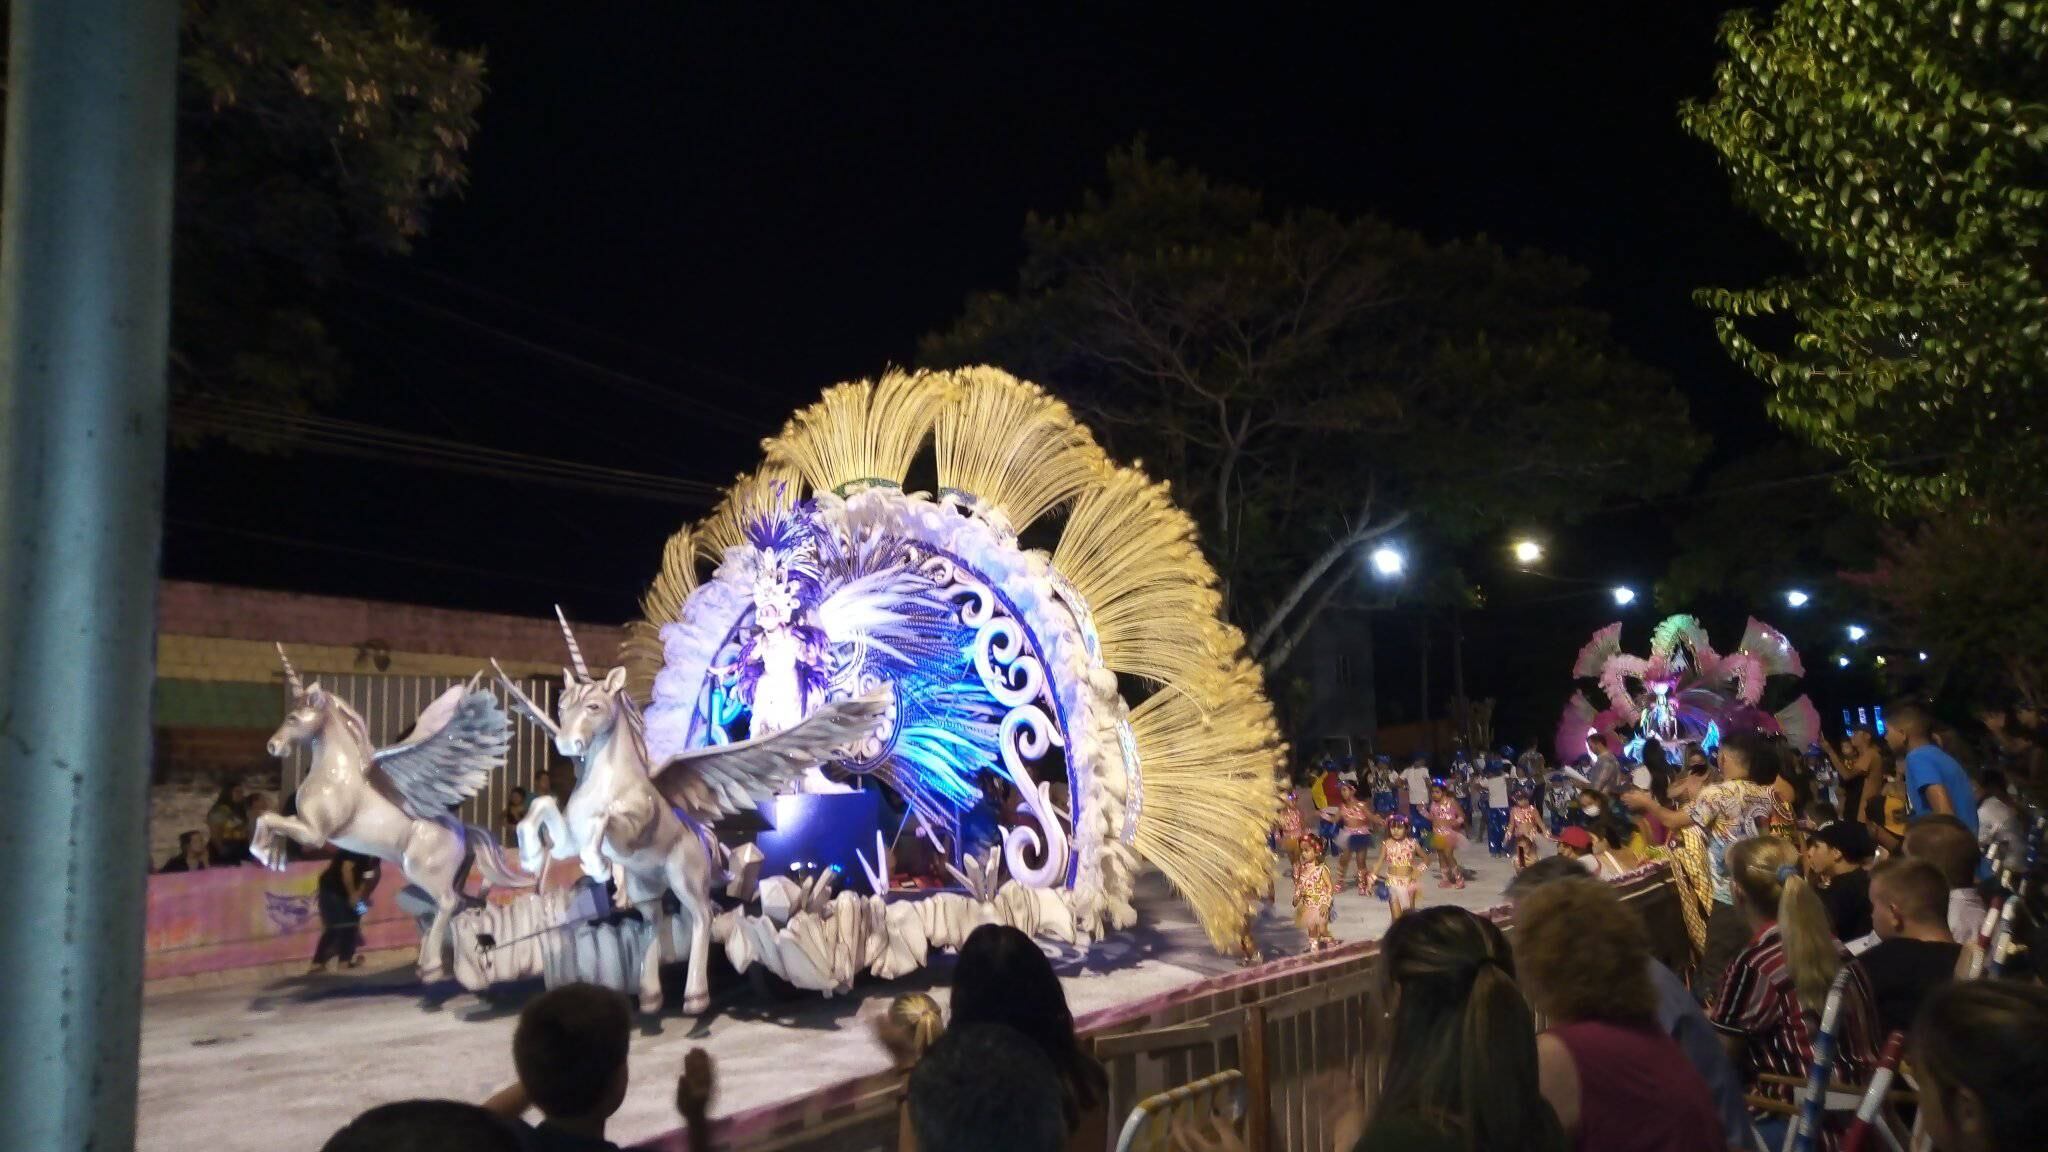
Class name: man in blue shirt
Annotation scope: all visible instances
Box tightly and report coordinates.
[1886,701,1978,834]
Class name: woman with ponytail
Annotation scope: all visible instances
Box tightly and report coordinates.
[1350,906,1566,1152]
[1710,836,1881,1151]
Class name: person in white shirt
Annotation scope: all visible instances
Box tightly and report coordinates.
[1483,762,1513,857]
[1401,756,1433,827]
[1904,816,1988,944]
[1976,768,2025,876]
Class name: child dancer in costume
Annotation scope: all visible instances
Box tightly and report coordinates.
[1370,755,1398,816]
[1335,781,1378,891]
[1269,787,1305,901]
[1507,787,1546,872]
[1427,782,1469,889]
[1292,833,1337,951]
[1374,816,1422,921]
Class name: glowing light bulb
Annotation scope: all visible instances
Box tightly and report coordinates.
[1512,539,1544,565]
[1837,656,1851,668]
[1847,624,1868,642]
[1612,586,1636,606]
[1785,589,1810,608]
[1370,546,1406,578]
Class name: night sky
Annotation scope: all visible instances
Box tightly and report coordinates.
[162,2,1800,741]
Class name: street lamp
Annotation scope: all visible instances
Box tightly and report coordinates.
[1785,589,1810,608]
[1370,545,1406,579]
[1846,624,1868,642]
[1512,539,1544,566]
[1611,586,1636,606]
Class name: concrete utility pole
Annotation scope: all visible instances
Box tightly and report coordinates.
[0,0,180,1146]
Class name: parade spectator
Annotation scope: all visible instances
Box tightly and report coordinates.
[1801,798,1840,832]
[1624,728,1790,997]
[488,983,633,1152]
[1585,810,1645,879]
[207,780,251,864]
[1823,728,1889,830]
[322,1100,523,1152]
[1516,876,1726,1152]
[311,849,379,972]
[871,992,945,1069]
[909,1024,1066,1152]
[1909,981,2048,1152]
[1805,820,1876,945]
[1349,907,1566,1152]
[674,1049,715,1152]
[1710,836,1880,1149]
[1904,816,1987,944]
[1886,702,1978,833]
[1586,732,1624,794]
[949,925,1107,1148]
[1976,701,2047,792]
[1859,858,1963,1037]
[160,829,211,873]
[1554,825,1595,870]
[1507,858,1749,1146]
[243,791,274,863]
[503,786,531,838]
[1974,768,2024,875]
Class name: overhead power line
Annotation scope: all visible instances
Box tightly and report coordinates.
[175,400,721,506]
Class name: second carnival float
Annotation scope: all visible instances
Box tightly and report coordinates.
[140,367,1529,1152]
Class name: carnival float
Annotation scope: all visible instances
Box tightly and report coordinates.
[1554,613,1821,764]
[257,367,1285,1014]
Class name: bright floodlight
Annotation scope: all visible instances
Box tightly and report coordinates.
[1846,624,1868,642]
[1612,586,1636,606]
[1785,589,1810,608]
[1512,539,1544,565]
[1370,545,1406,578]
[1837,656,1851,668]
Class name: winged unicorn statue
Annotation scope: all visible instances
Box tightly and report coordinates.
[495,610,887,1013]
[252,645,532,980]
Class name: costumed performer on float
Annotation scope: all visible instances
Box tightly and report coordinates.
[1374,816,1423,921]
[1426,780,1470,890]
[1292,832,1337,951]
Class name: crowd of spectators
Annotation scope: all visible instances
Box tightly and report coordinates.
[306,696,2048,1152]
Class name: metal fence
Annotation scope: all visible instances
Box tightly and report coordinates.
[662,872,1685,1152]
[276,672,568,844]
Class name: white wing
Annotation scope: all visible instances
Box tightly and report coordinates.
[372,685,512,820]
[813,566,949,667]
[650,693,888,823]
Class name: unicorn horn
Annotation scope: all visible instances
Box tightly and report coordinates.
[276,643,303,696]
[555,605,590,681]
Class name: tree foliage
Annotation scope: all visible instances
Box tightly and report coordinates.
[922,147,1702,671]
[1683,0,2048,513]
[1656,443,1880,612]
[4,0,486,431]
[1845,508,2048,709]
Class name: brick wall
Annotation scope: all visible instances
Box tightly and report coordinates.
[158,580,628,670]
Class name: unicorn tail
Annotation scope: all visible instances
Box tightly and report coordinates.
[465,824,537,890]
